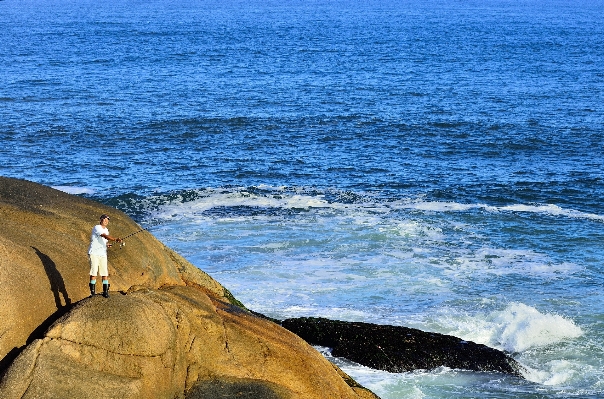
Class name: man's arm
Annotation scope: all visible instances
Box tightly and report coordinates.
[101,233,121,242]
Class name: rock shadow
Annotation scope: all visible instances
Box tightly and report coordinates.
[186,378,287,399]
[32,246,71,309]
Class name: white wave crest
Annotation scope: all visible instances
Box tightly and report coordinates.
[431,303,583,354]
[52,186,95,195]
[398,200,604,221]
[149,187,387,221]
[489,302,583,353]
[147,187,604,224]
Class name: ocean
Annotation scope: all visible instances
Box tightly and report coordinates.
[1,0,603,397]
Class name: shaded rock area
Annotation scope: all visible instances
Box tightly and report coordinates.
[282,317,524,377]
[185,378,292,399]
[0,177,378,399]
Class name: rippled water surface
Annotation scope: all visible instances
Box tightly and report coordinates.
[1,0,604,397]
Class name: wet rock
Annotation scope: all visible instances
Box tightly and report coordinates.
[282,317,524,377]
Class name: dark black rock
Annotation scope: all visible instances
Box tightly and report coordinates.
[281,317,524,377]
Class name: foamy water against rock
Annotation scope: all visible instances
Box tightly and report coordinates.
[0,177,377,399]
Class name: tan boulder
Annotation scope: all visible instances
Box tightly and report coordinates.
[0,177,378,399]
[0,176,226,365]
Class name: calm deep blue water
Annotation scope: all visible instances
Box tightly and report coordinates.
[2,0,604,397]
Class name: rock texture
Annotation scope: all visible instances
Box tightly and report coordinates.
[0,177,378,399]
[281,317,524,377]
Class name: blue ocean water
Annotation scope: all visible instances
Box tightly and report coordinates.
[1,0,604,398]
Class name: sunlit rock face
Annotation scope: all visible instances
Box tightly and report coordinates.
[0,177,377,399]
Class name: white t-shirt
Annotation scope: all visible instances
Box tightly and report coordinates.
[88,225,109,256]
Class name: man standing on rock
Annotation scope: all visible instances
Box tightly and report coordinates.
[88,214,121,298]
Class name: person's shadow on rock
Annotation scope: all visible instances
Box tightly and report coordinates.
[32,247,71,309]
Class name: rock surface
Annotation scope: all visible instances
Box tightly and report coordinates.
[0,177,378,399]
[281,317,524,377]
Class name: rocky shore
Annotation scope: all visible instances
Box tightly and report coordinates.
[0,177,522,398]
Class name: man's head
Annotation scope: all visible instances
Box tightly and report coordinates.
[100,214,110,226]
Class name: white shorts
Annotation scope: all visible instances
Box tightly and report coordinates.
[89,254,108,277]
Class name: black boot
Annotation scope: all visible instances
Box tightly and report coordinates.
[102,283,110,298]
[89,283,96,297]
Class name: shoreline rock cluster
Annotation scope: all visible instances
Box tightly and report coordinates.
[0,177,523,398]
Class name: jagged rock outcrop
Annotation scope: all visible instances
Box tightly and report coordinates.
[0,177,378,399]
[281,317,524,377]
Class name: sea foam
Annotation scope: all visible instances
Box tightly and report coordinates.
[52,186,95,195]
[434,303,583,354]
[398,200,604,222]
[488,302,583,353]
[148,187,604,225]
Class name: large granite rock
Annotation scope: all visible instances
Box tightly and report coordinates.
[281,317,524,377]
[0,177,378,399]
